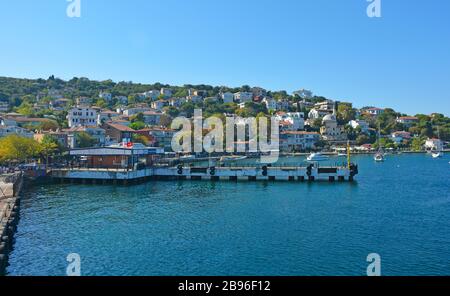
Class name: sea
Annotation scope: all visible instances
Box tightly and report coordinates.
[6,154,450,275]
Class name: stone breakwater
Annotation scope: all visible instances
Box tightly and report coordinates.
[0,173,23,275]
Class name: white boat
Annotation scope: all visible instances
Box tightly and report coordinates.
[220,155,247,162]
[180,155,195,160]
[431,127,444,159]
[374,123,385,162]
[432,151,444,158]
[374,152,385,162]
[307,153,329,162]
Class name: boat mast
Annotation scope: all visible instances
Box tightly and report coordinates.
[347,140,351,169]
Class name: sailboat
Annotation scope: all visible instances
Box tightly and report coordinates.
[374,124,385,162]
[431,127,444,158]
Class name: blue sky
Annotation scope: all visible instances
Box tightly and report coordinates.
[0,0,449,116]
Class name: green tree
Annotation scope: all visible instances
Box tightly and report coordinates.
[0,135,41,164]
[76,132,97,148]
[129,121,146,130]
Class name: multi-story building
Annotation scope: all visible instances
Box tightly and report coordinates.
[0,125,34,138]
[363,107,385,117]
[425,138,444,151]
[142,111,163,126]
[76,97,93,107]
[168,97,185,108]
[221,92,234,104]
[99,92,113,102]
[97,110,120,125]
[348,120,370,134]
[34,130,69,148]
[102,122,136,144]
[280,131,320,152]
[122,107,152,117]
[151,100,166,111]
[262,97,277,110]
[234,92,253,103]
[314,100,335,111]
[160,88,173,98]
[142,90,161,100]
[277,100,290,111]
[141,127,175,151]
[293,89,313,99]
[66,126,106,148]
[67,107,98,128]
[275,112,305,131]
[391,131,412,144]
[308,109,333,120]
[396,116,419,127]
[0,101,9,112]
[50,98,71,111]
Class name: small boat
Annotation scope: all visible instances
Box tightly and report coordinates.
[307,153,329,162]
[374,152,385,162]
[432,151,444,158]
[180,155,196,160]
[374,123,385,162]
[220,155,247,162]
[337,153,347,157]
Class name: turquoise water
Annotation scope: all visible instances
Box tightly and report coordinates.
[6,154,450,276]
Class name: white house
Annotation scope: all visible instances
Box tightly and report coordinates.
[150,100,167,111]
[142,90,160,100]
[123,107,152,117]
[308,109,332,120]
[0,125,34,138]
[66,126,106,148]
[99,92,112,102]
[221,92,234,104]
[396,116,419,127]
[425,138,444,151]
[391,131,412,144]
[168,97,185,108]
[160,88,173,98]
[67,107,98,128]
[234,92,253,103]
[262,97,277,110]
[97,110,120,125]
[314,100,335,111]
[276,112,305,131]
[292,89,313,99]
[280,131,320,152]
[349,120,370,134]
[364,107,385,116]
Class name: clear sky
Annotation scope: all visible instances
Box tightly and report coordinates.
[0,0,449,116]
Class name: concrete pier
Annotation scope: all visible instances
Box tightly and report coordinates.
[0,173,23,275]
[51,164,359,183]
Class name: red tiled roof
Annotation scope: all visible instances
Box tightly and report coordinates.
[105,122,135,132]
[398,116,418,120]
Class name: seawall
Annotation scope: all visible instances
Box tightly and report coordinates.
[0,173,23,275]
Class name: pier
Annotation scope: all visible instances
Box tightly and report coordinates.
[0,173,23,275]
[50,163,358,184]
